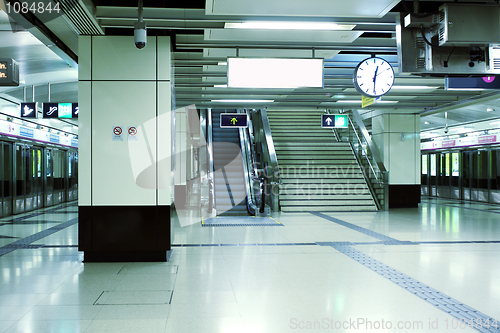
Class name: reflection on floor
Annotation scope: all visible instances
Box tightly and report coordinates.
[0,198,500,332]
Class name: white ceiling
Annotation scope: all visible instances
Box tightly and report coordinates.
[206,0,401,18]
[1,0,500,137]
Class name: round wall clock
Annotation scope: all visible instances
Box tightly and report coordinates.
[353,57,394,98]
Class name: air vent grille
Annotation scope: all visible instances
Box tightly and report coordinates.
[439,27,445,44]
[415,37,425,48]
[493,59,500,70]
[58,0,103,35]
[438,11,445,23]
[416,58,426,69]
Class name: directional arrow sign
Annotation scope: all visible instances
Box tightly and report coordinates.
[321,114,348,128]
[220,113,248,128]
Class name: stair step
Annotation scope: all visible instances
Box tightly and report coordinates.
[280,194,373,200]
[280,200,375,206]
[281,206,377,212]
[282,179,366,184]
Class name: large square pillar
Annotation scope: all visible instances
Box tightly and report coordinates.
[78,36,174,261]
[372,112,421,208]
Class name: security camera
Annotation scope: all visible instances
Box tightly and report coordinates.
[444,127,449,134]
[134,21,147,49]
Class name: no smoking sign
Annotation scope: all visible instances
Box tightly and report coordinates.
[128,126,139,141]
[112,126,123,141]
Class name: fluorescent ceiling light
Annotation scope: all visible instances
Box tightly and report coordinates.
[446,88,486,91]
[421,131,439,138]
[391,86,439,90]
[218,61,227,66]
[224,22,355,31]
[228,58,323,89]
[487,108,495,112]
[336,100,399,104]
[424,121,431,125]
[214,84,228,88]
[490,121,500,125]
[211,99,274,103]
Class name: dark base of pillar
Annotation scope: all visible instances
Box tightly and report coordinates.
[174,185,187,209]
[83,250,172,262]
[389,185,421,208]
[79,205,171,262]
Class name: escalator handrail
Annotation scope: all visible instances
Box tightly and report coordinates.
[259,108,281,185]
[238,109,259,215]
[206,108,215,213]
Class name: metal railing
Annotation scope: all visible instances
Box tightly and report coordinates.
[328,109,388,210]
[251,108,281,212]
[206,108,215,214]
[238,109,265,215]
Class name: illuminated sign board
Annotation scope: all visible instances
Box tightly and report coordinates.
[42,103,79,119]
[20,103,36,118]
[321,114,348,128]
[220,113,248,128]
[446,76,500,90]
[58,103,72,118]
[43,103,59,118]
[72,103,79,118]
[0,58,19,86]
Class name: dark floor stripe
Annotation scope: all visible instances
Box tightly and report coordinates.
[311,212,403,243]
[422,198,500,215]
[171,242,320,247]
[321,243,500,333]
[0,218,78,257]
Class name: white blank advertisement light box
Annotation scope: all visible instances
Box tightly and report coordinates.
[227,58,324,89]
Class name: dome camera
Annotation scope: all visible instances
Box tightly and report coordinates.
[444,126,449,134]
[134,21,147,49]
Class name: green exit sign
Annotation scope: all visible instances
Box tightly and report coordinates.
[321,114,349,128]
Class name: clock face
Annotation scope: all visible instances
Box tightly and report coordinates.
[353,57,394,98]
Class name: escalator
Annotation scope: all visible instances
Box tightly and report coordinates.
[211,109,250,216]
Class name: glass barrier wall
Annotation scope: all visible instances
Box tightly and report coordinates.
[422,146,500,204]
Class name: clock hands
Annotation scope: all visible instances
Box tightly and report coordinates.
[375,67,392,77]
[372,66,379,95]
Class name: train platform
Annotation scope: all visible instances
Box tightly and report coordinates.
[0,199,499,332]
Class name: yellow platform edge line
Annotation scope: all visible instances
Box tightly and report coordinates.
[269,216,282,225]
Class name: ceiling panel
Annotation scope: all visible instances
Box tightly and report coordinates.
[206,0,401,18]
[205,29,363,43]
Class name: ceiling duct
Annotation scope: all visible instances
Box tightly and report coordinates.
[437,4,500,47]
[58,0,104,35]
[397,4,500,76]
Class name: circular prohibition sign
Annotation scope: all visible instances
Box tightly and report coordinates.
[113,126,122,135]
[128,127,137,136]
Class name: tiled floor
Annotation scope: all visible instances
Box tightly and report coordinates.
[1,199,500,332]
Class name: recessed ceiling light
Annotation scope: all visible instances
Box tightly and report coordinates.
[211,99,274,103]
[424,121,431,124]
[391,86,439,90]
[224,22,355,31]
[487,108,495,112]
